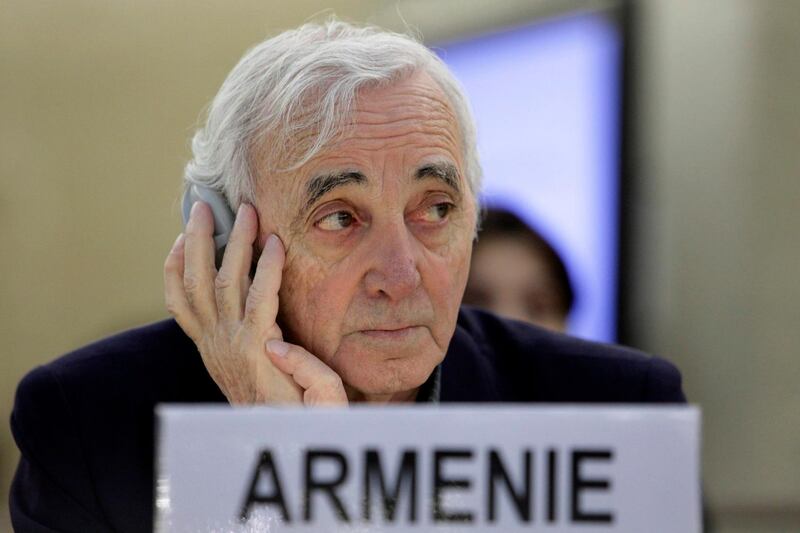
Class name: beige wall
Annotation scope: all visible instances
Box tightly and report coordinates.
[1,0,798,530]
[630,0,800,529]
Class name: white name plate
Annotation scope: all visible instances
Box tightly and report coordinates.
[156,405,700,532]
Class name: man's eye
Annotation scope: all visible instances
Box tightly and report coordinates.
[316,211,355,231]
[421,202,454,222]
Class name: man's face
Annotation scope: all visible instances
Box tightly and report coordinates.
[253,71,476,401]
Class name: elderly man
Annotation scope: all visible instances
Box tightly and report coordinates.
[10,20,684,532]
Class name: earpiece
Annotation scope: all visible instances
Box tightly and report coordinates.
[182,183,235,267]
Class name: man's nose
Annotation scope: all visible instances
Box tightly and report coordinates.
[362,221,422,300]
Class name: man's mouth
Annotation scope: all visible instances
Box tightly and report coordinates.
[358,326,422,340]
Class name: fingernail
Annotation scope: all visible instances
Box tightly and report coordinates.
[265,233,280,252]
[267,339,290,357]
[171,233,185,251]
[190,201,201,217]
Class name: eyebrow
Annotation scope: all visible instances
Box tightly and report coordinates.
[298,161,462,220]
[416,162,461,194]
[303,170,367,212]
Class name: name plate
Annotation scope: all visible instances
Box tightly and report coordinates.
[156,405,700,532]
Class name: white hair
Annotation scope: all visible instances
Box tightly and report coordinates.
[184,18,482,208]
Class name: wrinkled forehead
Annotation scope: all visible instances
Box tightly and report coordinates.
[350,71,458,124]
[254,71,465,191]
[332,73,462,156]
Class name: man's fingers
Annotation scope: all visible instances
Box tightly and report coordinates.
[183,201,218,324]
[164,233,202,339]
[215,204,257,323]
[265,340,348,406]
[244,234,284,331]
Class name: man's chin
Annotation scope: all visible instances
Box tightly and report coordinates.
[331,334,444,401]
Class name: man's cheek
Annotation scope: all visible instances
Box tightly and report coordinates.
[280,258,346,353]
[433,248,471,330]
[277,255,320,338]
[439,236,472,286]
[426,255,467,308]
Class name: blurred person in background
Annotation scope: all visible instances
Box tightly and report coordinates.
[463,207,574,333]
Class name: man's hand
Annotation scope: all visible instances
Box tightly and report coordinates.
[163,201,347,406]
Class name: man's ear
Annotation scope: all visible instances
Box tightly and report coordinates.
[474,203,486,240]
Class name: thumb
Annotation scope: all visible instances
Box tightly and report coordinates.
[266,340,348,406]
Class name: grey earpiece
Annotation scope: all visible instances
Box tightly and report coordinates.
[181,183,235,267]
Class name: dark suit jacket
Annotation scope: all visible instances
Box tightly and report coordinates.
[9,307,685,532]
